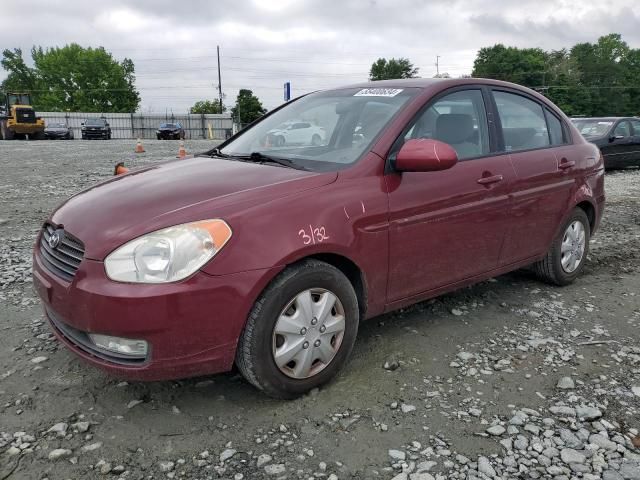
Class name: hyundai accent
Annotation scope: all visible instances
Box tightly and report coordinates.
[33,78,605,398]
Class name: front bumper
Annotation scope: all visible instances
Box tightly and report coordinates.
[157,131,181,139]
[45,132,70,139]
[33,245,280,381]
[82,130,109,138]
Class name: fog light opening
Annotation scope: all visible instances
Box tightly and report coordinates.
[88,334,148,357]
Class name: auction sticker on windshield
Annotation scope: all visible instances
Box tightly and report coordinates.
[354,88,403,97]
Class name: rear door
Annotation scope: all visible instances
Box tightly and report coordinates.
[603,120,633,167]
[490,89,574,264]
[629,119,640,166]
[386,87,515,302]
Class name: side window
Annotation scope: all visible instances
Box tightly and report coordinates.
[614,121,630,137]
[494,91,550,152]
[403,89,489,160]
[545,109,567,146]
[631,120,640,136]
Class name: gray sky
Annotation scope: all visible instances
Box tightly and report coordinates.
[2,0,639,112]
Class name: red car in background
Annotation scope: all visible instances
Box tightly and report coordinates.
[33,78,604,398]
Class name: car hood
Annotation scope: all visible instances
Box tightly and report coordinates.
[51,156,337,260]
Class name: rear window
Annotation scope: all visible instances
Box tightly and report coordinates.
[494,91,550,152]
[545,110,567,146]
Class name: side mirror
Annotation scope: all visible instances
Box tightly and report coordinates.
[81,122,84,126]
[106,123,110,127]
[395,139,458,172]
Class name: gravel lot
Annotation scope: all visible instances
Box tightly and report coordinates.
[1,140,639,480]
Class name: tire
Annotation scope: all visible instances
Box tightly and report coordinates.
[236,259,359,399]
[533,208,590,286]
[2,125,14,140]
[311,134,322,146]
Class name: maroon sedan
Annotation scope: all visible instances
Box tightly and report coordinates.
[33,79,605,398]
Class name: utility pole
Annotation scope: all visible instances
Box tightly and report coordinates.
[217,45,223,112]
[435,55,441,76]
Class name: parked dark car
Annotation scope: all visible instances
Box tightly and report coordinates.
[44,122,74,140]
[81,118,111,140]
[156,122,185,140]
[34,78,604,398]
[571,117,640,169]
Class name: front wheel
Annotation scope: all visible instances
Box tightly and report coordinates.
[236,260,359,398]
[533,208,590,286]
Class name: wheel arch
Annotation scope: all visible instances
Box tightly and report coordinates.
[301,252,368,320]
[575,200,596,232]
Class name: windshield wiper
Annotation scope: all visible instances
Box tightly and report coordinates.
[210,148,231,158]
[236,152,308,171]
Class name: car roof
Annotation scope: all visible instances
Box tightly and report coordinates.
[570,117,631,121]
[336,77,536,90]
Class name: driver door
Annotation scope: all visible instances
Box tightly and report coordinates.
[386,88,515,303]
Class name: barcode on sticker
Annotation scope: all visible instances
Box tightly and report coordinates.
[354,88,403,97]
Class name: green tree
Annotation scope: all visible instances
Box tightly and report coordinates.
[472,44,548,86]
[190,99,226,114]
[471,34,640,117]
[230,89,267,124]
[1,44,140,112]
[0,48,38,94]
[369,58,419,81]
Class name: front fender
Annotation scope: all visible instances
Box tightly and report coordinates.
[200,171,390,318]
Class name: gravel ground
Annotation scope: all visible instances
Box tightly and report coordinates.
[1,140,639,480]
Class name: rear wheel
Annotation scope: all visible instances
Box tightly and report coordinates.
[236,260,359,399]
[533,208,590,286]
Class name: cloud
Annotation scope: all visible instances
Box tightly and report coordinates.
[1,0,638,112]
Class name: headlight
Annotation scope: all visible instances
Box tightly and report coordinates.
[104,219,232,283]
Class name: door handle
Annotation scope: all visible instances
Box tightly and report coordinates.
[477,174,503,185]
[558,159,575,170]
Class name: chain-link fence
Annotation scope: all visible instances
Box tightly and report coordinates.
[39,112,234,140]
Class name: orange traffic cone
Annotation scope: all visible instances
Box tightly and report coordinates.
[135,138,145,153]
[177,140,187,159]
[114,162,129,175]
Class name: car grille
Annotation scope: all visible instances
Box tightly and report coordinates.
[15,108,36,124]
[39,224,85,281]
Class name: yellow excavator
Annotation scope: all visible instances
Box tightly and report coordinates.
[0,92,45,140]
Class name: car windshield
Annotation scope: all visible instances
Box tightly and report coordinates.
[219,87,418,171]
[571,119,613,136]
[86,118,106,126]
[160,123,178,128]
[48,123,66,128]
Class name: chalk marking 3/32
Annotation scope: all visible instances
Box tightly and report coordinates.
[299,225,330,245]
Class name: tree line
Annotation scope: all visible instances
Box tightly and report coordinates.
[368,34,639,117]
[472,34,640,117]
[3,35,638,119]
[0,44,267,123]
